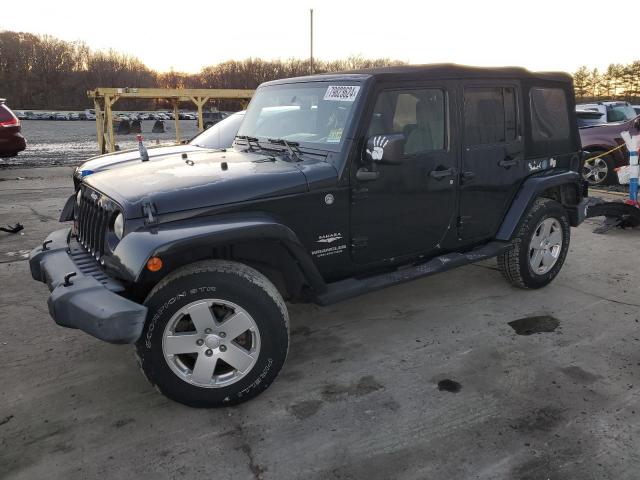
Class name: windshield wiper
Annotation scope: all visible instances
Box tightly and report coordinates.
[267,138,301,162]
[234,135,261,152]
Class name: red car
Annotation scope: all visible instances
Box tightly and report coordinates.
[0,99,26,158]
[580,114,640,185]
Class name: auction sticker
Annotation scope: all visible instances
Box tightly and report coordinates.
[324,85,360,102]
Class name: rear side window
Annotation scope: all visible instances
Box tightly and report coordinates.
[464,87,518,145]
[530,88,570,142]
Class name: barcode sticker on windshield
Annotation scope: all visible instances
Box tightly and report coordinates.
[324,85,360,102]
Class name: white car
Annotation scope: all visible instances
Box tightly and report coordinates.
[576,101,637,123]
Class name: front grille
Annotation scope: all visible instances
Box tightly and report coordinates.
[76,188,112,260]
[68,239,124,292]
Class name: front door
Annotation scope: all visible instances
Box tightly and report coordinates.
[350,84,458,264]
[458,83,525,241]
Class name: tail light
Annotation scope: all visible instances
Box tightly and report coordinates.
[0,105,20,127]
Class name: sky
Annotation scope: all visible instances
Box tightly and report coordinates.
[2,0,636,74]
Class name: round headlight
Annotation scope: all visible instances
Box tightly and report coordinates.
[113,213,124,240]
[76,190,82,206]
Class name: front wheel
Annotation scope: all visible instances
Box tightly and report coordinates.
[136,260,289,407]
[498,198,570,289]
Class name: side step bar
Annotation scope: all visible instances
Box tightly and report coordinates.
[315,241,512,306]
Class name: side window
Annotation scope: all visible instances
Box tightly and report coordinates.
[367,88,446,154]
[464,87,518,145]
[529,88,570,142]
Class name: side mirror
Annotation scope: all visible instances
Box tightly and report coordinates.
[365,134,405,165]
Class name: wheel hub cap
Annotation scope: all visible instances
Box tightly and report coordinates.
[204,334,221,349]
[528,217,563,275]
[162,299,261,388]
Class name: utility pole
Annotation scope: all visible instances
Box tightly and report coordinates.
[310,9,314,75]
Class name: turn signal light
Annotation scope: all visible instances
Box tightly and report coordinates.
[146,257,163,272]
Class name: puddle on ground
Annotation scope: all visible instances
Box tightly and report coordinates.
[437,379,462,393]
[508,315,560,335]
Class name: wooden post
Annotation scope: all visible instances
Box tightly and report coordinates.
[94,98,105,154]
[105,95,117,152]
[173,99,180,144]
[191,96,209,132]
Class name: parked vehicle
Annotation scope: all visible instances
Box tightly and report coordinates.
[0,99,27,157]
[67,112,80,121]
[580,116,640,185]
[576,101,637,124]
[203,111,226,129]
[576,109,605,128]
[30,65,588,407]
[67,111,245,188]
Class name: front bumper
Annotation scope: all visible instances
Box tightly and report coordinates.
[29,228,147,344]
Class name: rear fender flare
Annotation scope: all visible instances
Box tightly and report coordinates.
[496,171,583,241]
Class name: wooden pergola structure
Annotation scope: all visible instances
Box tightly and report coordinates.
[87,88,254,153]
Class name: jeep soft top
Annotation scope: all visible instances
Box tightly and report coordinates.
[30,64,588,407]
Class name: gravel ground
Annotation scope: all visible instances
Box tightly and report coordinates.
[0,120,202,168]
[1,169,640,479]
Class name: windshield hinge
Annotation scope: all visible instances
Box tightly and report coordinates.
[142,200,158,226]
[351,187,369,202]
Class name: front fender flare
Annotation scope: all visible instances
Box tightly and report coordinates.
[106,212,326,293]
[495,170,583,241]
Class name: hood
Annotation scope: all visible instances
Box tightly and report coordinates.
[78,144,206,173]
[85,149,310,218]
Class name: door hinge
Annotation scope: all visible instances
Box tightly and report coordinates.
[351,236,369,250]
[457,215,472,231]
[351,187,369,202]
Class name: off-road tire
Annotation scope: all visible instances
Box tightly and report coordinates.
[498,198,570,289]
[136,260,289,408]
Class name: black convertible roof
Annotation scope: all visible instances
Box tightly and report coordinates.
[265,64,572,86]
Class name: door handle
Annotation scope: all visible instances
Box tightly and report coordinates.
[356,167,380,182]
[499,156,518,168]
[429,167,454,180]
[461,171,475,181]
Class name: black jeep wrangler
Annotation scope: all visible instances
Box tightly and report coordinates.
[30,65,588,407]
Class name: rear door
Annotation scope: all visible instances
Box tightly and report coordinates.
[458,83,525,241]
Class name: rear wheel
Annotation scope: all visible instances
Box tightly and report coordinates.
[136,260,289,407]
[498,198,570,289]
[582,153,616,186]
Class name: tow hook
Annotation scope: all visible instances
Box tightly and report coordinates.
[63,272,77,287]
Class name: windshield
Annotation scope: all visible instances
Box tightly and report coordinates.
[607,103,637,122]
[189,112,245,149]
[237,82,362,151]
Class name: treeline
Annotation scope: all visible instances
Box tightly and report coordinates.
[3,30,639,109]
[573,63,640,103]
[0,30,402,110]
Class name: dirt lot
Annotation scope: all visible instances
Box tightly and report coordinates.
[1,168,639,479]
